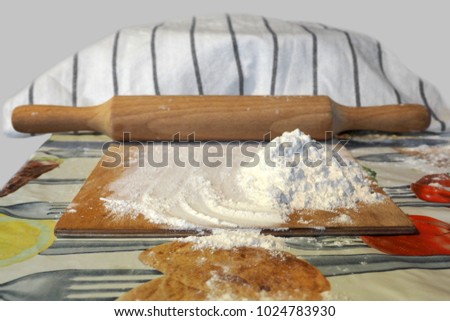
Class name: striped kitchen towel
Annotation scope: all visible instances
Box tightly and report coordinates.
[2,14,449,137]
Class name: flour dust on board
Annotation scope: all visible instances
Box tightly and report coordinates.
[101,129,384,229]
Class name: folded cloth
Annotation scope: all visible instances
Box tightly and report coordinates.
[3,14,449,137]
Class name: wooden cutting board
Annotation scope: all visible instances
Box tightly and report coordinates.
[55,144,416,237]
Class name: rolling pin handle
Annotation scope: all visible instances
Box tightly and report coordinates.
[12,105,102,134]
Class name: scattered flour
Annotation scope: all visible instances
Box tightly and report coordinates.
[102,129,384,229]
[397,144,450,169]
[330,214,353,225]
[180,229,285,251]
[429,182,450,191]
[205,271,306,301]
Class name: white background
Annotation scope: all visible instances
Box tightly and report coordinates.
[0,0,449,187]
[2,301,449,320]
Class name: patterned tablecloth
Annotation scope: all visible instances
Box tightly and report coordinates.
[0,133,449,301]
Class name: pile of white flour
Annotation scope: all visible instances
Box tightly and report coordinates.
[237,129,383,214]
[101,129,383,229]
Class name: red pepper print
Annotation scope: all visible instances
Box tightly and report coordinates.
[411,173,450,203]
[361,215,450,256]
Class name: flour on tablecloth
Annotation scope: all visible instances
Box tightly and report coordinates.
[180,229,285,251]
[397,144,450,169]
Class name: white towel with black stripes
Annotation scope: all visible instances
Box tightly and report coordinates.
[3,14,450,137]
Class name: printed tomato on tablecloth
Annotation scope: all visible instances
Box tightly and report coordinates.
[361,215,450,256]
[411,173,450,203]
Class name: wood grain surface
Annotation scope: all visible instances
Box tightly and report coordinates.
[13,95,430,141]
[55,144,416,237]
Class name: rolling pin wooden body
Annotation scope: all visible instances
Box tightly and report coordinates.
[12,95,431,141]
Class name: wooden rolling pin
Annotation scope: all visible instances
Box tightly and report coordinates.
[12,95,430,141]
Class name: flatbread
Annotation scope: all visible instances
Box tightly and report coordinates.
[138,241,330,300]
[118,276,207,301]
